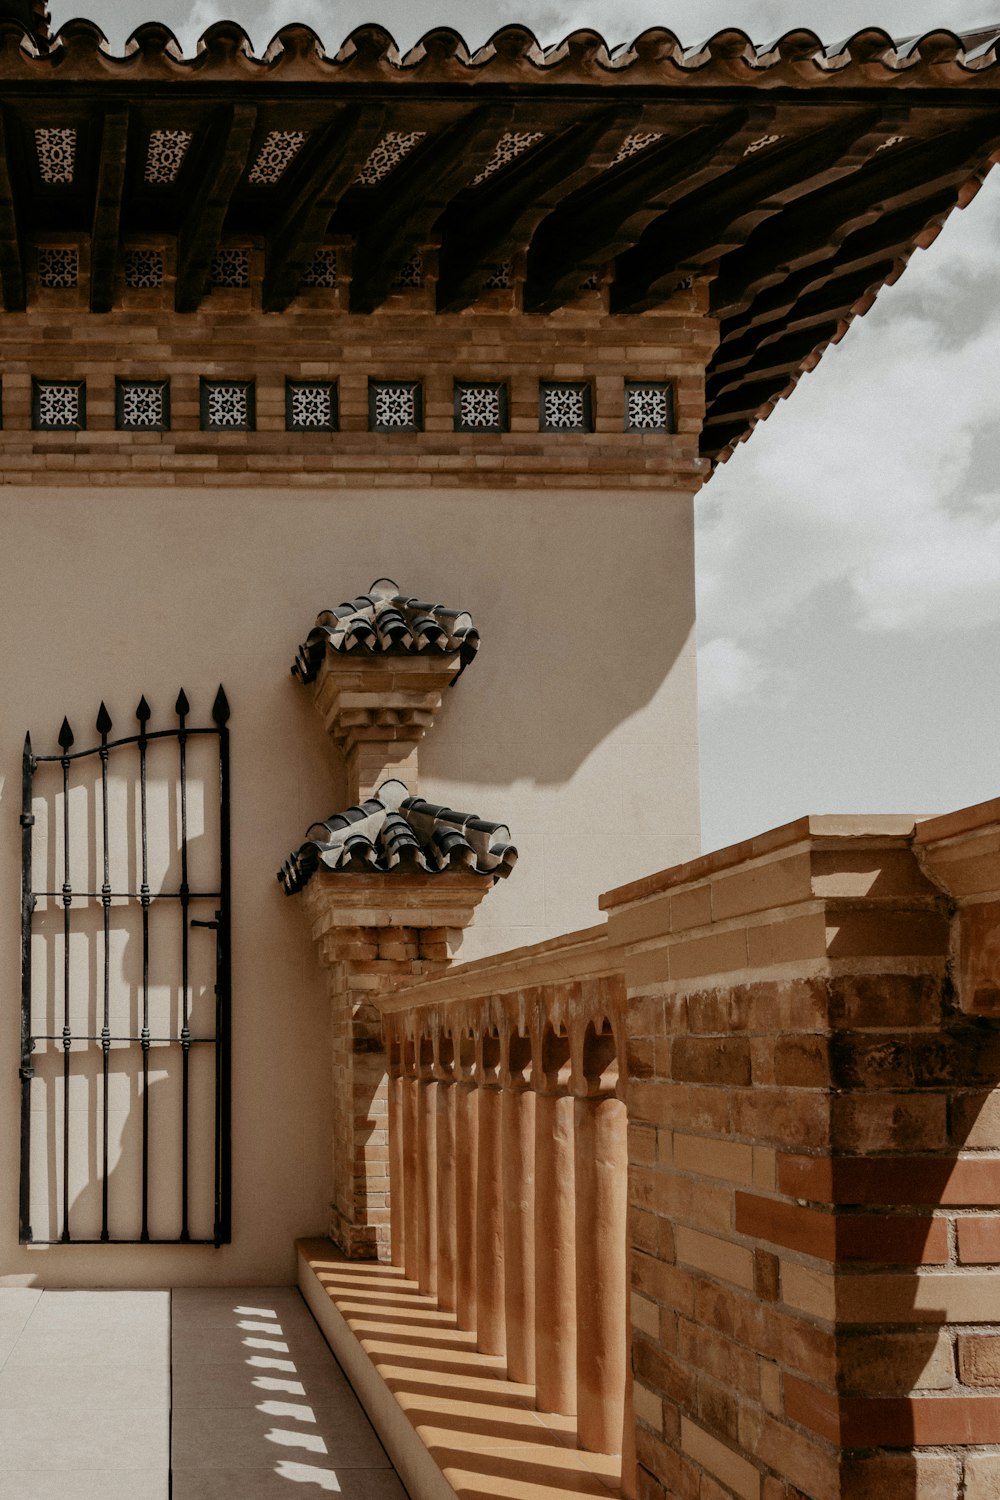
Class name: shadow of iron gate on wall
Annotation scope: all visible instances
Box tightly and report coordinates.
[19,687,231,1246]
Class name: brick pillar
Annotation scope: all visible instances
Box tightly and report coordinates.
[301,871,492,1258]
[602,810,1000,1500]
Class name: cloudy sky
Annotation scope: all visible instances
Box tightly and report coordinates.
[50,0,1000,851]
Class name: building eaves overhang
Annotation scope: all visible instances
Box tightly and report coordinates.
[2,17,1000,464]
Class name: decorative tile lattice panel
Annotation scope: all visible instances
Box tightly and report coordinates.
[612,132,664,167]
[301,248,338,288]
[124,249,165,289]
[35,128,76,185]
[454,381,508,433]
[144,129,193,185]
[210,248,251,288]
[248,130,308,185]
[116,379,170,432]
[369,380,423,433]
[356,132,426,187]
[32,379,85,430]
[624,381,675,432]
[580,272,601,291]
[483,261,513,290]
[286,380,339,432]
[37,247,78,288]
[200,379,256,431]
[539,381,594,432]
[392,252,424,289]
[471,131,545,186]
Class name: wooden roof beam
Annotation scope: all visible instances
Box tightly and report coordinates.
[710,119,1000,323]
[714,191,957,351]
[262,104,386,314]
[89,105,129,314]
[350,104,514,314]
[0,108,24,311]
[524,108,764,314]
[435,105,643,315]
[175,103,256,314]
[610,109,895,315]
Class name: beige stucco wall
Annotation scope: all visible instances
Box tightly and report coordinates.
[0,483,699,1286]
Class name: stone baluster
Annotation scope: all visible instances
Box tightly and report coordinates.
[502,1027,535,1386]
[454,1030,479,1332]
[475,1027,505,1357]
[533,1020,577,1415]
[401,1035,420,1284]
[388,1032,405,1269]
[574,1017,628,1454]
[435,1032,458,1312]
[416,1033,438,1298]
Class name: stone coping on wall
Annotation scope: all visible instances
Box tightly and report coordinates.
[297,1239,622,1500]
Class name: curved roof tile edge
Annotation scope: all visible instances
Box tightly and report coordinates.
[5,20,1000,79]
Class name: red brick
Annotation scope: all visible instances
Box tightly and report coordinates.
[839,1395,1000,1446]
[773,1035,829,1088]
[958,1334,1000,1386]
[778,1152,1000,1206]
[671,1037,751,1086]
[959,1216,1000,1265]
[841,1454,961,1500]
[783,1374,840,1444]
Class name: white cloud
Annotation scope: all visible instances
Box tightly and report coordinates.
[698,171,1000,655]
[697,638,772,712]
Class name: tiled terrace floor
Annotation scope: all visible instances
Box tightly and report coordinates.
[0,1285,408,1500]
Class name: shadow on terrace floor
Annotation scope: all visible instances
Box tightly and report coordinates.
[170,1286,407,1498]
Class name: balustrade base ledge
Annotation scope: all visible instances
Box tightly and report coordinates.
[297,1237,624,1500]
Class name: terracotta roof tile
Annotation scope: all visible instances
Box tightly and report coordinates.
[277,778,517,894]
[291,578,479,684]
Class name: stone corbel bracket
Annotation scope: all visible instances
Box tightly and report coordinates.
[291,576,479,803]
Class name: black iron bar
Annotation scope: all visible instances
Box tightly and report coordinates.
[213,685,232,1247]
[35,890,221,901]
[97,703,112,1243]
[35,1033,217,1045]
[19,733,35,1245]
[177,689,191,1243]
[33,727,221,763]
[137,695,151,1243]
[58,717,74,1243]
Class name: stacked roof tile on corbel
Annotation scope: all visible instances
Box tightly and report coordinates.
[280,579,516,899]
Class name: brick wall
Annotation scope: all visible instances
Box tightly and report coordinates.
[0,250,713,488]
[603,804,1000,1500]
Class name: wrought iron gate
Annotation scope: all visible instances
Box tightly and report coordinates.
[19,687,231,1246]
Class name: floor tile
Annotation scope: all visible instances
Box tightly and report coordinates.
[0,1406,170,1470]
[0,1359,170,1409]
[171,1467,410,1499]
[171,1355,351,1409]
[171,1403,390,1470]
[0,1468,169,1500]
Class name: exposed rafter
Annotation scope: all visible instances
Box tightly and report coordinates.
[0,15,994,463]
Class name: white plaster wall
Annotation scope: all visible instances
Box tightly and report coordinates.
[0,485,699,1285]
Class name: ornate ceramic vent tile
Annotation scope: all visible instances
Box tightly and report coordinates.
[200,379,256,431]
[35,128,76,185]
[248,130,308,185]
[744,134,783,156]
[356,131,426,186]
[286,380,339,432]
[483,261,513,290]
[471,131,544,186]
[116,379,170,432]
[624,380,675,432]
[369,380,422,433]
[37,247,78,288]
[580,272,601,291]
[124,249,165,288]
[302,247,338,287]
[144,129,192,185]
[540,381,593,432]
[392,251,424,288]
[211,248,250,288]
[612,131,664,167]
[32,378,85,430]
[454,381,508,433]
